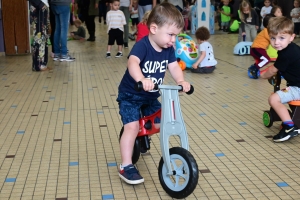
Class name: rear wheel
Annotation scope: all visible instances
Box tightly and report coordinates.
[263,111,273,127]
[119,127,141,164]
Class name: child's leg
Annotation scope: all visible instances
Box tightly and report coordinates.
[270,88,300,142]
[107,45,112,52]
[120,121,140,165]
[118,45,123,52]
[250,48,271,69]
[269,93,292,122]
[184,18,188,31]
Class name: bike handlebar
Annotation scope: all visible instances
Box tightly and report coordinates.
[135,81,194,95]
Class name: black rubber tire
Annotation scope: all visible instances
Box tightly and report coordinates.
[263,111,273,128]
[119,126,141,164]
[158,147,199,199]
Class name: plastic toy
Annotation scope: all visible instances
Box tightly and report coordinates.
[177,58,186,70]
[263,73,300,128]
[233,35,253,55]
[119,82,199,199]
[175,34,199,69]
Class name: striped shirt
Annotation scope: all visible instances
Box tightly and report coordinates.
[106,10,126,33]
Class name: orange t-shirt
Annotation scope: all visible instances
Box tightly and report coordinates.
[251,28,270,49]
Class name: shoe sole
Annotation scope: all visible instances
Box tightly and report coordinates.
[118,173,144,184]
[115,56,123,58]
[60,59,75,62]
[273,131,299,142]
[53,58,60,61]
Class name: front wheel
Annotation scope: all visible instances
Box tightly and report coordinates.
[119,127,141,164]
[158,147,199,199]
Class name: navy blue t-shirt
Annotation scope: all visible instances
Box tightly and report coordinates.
[118,36,176,99]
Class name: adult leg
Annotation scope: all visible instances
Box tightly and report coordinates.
[120,6,130,46]
[49,6,56,54]
[51,5,61,57]
[57,5,71,57]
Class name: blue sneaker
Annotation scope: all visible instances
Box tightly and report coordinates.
[119,164,144,184]
[248,64,259,79]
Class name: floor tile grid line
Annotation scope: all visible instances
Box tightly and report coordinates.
[3,111,49,199]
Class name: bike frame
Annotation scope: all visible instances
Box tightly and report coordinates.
[137,85,190,175]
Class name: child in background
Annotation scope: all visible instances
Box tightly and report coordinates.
[220,0,231,32]
[136,11,151,42]
[248,14,274,79]
[191,26,218,73]
[238,0,259,42]
[260,16,300,142]
[182,0,190,33]
[106,0,126,58]
[70,19,86,40]
[117,2,190,184]
[130,0,139,34]
[270,5,283,17]
[260,0,272,29]
[290,0,300,37]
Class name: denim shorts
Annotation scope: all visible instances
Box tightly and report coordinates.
[276,86,300,103]
[117,92,161,125]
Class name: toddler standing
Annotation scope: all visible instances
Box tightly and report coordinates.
[291,0,300,37]
[130,0,139,34]
[220,0,231,32]
[106,0,126,58]
[182,0,190,33]
[260,0,272,29]
[191,26,218,73]
[238,0,259,42]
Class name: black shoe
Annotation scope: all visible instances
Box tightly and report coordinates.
[124,43,128,48]
[104,21,106,25]
[128,34,135,41]
[106,53,111,58]
[273,124,300,142]
[115,52,123,58]
[99,18,101,23]
[87,37,95,41]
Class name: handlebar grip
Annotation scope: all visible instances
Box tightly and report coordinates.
[186,85,194,95]
[135,81,158,92]
[179,85,194,95]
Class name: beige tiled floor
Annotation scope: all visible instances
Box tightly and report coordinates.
[1,22,300,200]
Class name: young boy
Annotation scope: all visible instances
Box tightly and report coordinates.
[260,16,300,142]
[290,0,300,37]
[117,2,191,184]
[248,14,274,79]
[220,0,231,32]
[191,26,217,73]
[70,19,86,40]
[106,0,126,58]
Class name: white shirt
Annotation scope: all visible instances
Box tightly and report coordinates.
[291,8,300,23]
[260,6,272,18]
[106,10,127,32]
[198,41,217,67]
[41,0,49,7]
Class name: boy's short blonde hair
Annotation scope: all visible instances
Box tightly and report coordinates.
[74,19,82,26]
[147,2,184,29]
[267,16,294,36]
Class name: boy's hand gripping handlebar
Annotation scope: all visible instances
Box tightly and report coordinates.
[134,81,194,95]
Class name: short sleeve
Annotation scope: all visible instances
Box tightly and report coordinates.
[129,40,147,62]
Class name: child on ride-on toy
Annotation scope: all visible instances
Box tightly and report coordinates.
[248,14,275,79]
[260,16,300,142]
[116,2,191,185]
